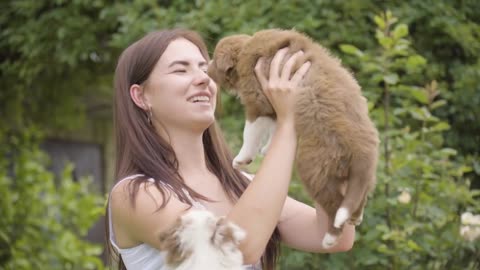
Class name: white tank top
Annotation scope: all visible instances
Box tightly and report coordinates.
[108,174,262,270]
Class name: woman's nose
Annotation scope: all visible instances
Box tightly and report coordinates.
[193,68,211,86]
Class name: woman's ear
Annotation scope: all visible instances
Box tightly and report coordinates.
[129,84,149,110]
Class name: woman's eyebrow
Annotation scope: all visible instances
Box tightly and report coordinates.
[168,60,208,68]
[168,60,188,68]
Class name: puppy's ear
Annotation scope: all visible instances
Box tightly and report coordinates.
[214,34,252,73]
[158,220,181,251]
[159,217,191,266]
[216,53,236,74]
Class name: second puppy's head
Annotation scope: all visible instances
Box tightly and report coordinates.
[161,210,246,253]
[208,34,251,90]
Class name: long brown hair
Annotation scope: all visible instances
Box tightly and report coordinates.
[106,29,280,270]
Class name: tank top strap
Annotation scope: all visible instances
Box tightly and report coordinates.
[108,174,155,251]
[108,174,206,250]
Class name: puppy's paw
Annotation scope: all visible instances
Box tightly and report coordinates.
[260,144,269,156]
[232,156,253,169]
[322,233,338,249]
[348,208,365,226]
[348,213,364,226]
[334,207,350,229]
[349,217,363,226]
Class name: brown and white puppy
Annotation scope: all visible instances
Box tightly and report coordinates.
[208,29,379,248]
[159,210,246,270]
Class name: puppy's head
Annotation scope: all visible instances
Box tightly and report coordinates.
[178,210,218,244]
[208,34,251,90]
[158,210,217,265]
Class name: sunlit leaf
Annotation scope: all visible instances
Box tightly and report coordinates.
[393,24,409,39]
[384,73,399,85]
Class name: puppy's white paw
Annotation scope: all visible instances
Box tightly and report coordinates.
[260,144,269,156]
[334,207,350,228]
[322,233,338,249]
[232,156,253,169]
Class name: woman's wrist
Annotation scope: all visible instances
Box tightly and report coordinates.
[276,118,296,137]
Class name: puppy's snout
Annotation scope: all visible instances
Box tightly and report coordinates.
[207,62,218,82]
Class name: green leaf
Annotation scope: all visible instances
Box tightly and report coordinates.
[406,55,427,69]
[410,107,428,121]
[431,122,450,132]
[374,15,385,29]
[339,44,363,57]
[393,24,409,39]
[368,101,375,111]
[430,100,447,110]
[384,73,399,85]
[440,148,458,156]
[378,36,393,49]
[410,89,429,104]
[407,240,422,251]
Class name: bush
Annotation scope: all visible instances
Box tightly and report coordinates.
[275,11,480,270]
[0,130,106,270]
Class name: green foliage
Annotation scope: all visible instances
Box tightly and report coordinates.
[0,131,105,270]
[0,0,117,133]
[277,11,479,270]
[1,0,480,269]
[2,0,478,158]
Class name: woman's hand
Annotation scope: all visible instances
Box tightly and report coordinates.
[255,48,311,125]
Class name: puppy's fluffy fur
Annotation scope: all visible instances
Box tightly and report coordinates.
[208,29,379,248]
[158,210,246,270]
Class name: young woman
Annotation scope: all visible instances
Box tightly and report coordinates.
[107,29,355,270]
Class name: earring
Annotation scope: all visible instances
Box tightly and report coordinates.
[147,105,153,126]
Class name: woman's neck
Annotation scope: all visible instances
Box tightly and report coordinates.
[167,129,211,180]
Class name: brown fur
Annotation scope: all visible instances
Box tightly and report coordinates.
[159,217,193,266]
[158,210,246,268]
[212,217,243,247]
[208,29,379,240]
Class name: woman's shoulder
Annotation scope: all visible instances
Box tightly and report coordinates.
[110,174,181,214]
[109,175,192,249]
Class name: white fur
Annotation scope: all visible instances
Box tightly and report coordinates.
[260,122,276,155]
[334,207,350,228]
[167,210,246,270]
[322,232,338,249]
[233,117,275,168]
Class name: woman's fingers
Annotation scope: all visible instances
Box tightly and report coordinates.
[256,48,310,97]
[269,47,289,81]
[291,61,311,83]
[254,57,268,90]
[281,50,304,81]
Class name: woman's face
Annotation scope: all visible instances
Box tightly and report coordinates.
[144,38,217,133]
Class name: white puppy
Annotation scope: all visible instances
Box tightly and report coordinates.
[159,210,246,270]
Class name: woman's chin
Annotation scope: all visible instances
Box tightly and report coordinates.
[191,115,216,131]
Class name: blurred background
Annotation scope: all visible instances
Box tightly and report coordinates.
[1,0,479,269]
